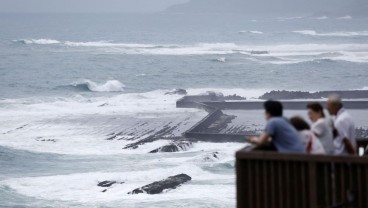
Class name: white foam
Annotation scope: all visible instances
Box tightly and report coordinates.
[0,142,245,203]
[215,57,226,62]
[337,15,352,20]
[186,88,269,100]
[294,30,368,37]
[313,16,328,20]
[276,16,304,21]
[65,41,158,48]
[15,39,61,45]
[0,86,270,155]
[239,30,263,34]
[358,86,368,90]
[73,79,125,92]
[0,164,234,203]
[13,38,368,62]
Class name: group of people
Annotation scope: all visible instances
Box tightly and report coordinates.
[248,94,358,155]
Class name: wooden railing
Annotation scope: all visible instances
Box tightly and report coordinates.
[236,141,368,208]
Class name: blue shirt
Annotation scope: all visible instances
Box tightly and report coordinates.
[265,117,305,153]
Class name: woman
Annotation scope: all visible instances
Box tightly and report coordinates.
[307,102,335,154]
[290,116,326,154]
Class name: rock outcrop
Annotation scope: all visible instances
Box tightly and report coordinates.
[259,90,368,100]
[97,181,117,187]
[149,140,193,153]
[202,151,221,162]
[128,174,192,195]
[165,89,188,95]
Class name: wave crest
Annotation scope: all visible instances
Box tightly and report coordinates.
[71,79,125,92]
[239,30,263,34]
[293,30,368,37]
[14,39,61,45]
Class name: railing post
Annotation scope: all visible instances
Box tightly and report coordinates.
[308,162,318,207]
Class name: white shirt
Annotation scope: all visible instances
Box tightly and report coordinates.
[311,118,335,154]
[333,108,356,155]
[298,130,326,154]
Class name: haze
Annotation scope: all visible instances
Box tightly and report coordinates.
[0,0,189,13]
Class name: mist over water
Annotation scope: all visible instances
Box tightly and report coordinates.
[0,12,368,207]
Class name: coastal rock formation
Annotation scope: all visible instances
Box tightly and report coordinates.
[224,94,247,100]
[250,50,269,55]
[259,90,368,100]
[98,180,125,192]
[97,181,117,187]
[202,152,221,162]
[165,89,187,95]
[149,140,193,153]
[128,174,192,195]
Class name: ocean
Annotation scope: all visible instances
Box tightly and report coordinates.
[0,13,368,207]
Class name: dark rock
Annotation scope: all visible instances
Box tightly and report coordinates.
[206,91,224,100]
[98,181,117,187]
[98,103,109,107]
[259,90,368,100]
[165,89,188,95]
[128,174,191,195]
[251,50,269,55]
[202,152,221,162]
[224,94,246,100]
[36,138,56,142]
[102,189,107,192]
[149,140,193,153]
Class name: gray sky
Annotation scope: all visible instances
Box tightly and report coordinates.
[0,0,190,13]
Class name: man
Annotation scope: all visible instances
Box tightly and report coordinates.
[248,100,305,153]
[326,94,357,155]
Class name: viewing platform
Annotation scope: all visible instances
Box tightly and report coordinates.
[175,91,368,208]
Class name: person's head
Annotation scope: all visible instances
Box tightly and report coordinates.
[327,94,343,116]
[307,102,325,122]
[290,116,310,131]
[264,100,283,120]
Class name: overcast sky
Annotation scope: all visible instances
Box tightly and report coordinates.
[0,0,190,13]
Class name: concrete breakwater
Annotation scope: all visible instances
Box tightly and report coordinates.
[177,91,368,143]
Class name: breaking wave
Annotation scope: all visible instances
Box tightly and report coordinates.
[313,16,328,20]
[12,39,368,63]
[293,30,368,37]
[238,30,263,34]
[337,15,352,20]
[14,39,61,45]
[70,79,125,92]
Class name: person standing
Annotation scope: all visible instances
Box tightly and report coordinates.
[307,102,335,154]
[326,94,357,155]
[248,100,305,153]
[290,116,326,154]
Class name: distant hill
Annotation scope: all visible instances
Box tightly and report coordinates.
[165,0,367,17]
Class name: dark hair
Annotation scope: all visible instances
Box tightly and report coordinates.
[290,116,310,131]
[264,100,283,117]
[307,102,325,117]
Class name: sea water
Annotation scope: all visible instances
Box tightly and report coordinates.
[0,13,368,207]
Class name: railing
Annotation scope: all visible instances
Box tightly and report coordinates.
[236,144,368,208]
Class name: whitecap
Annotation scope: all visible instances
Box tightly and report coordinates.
[293,30,368,37]
[239,30,263,34]
[313,16,328,20]
[14,39,61,45]
[337,15,352,20]
[72,79,125,92]
[214,57,226,62]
